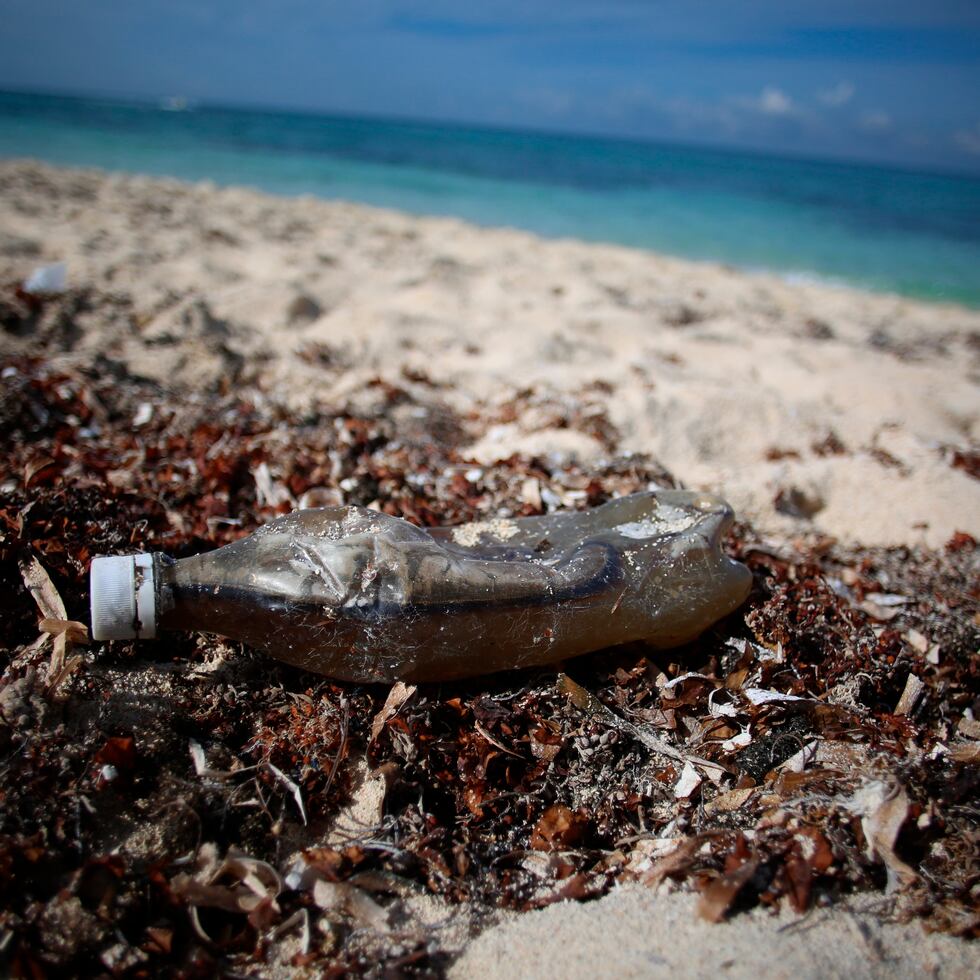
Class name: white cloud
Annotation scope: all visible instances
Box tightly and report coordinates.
[954,123,980,156]
[758,86,794,116]
[817,81,855,107]
[860,111,893,132]
[734,86,796,117]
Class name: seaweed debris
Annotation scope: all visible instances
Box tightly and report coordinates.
[1,352,977,977]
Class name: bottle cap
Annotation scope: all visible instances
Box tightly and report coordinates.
[89,554,156,640]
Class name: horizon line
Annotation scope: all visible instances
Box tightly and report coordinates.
[2,83,979,184]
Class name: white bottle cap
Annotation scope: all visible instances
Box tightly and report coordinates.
[89,554,156,640]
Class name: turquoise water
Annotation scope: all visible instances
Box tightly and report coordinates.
[2,90,980,306]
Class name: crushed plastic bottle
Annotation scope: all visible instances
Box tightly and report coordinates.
[89,490,752,682]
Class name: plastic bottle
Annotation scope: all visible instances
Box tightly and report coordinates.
[89,490,751,682]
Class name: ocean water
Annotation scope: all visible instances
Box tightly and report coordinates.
[2,90,980,306]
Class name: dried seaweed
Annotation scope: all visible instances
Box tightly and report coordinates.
[1,350,978,977]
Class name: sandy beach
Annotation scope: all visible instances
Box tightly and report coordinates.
[1,160,978,976]
[1,160,977,549]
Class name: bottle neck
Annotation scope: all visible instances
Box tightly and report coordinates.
[153,551,290,639]
[155,553,231,634]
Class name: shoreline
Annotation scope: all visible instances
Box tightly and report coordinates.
[3,156,976,314]
[7,154,979,311]
[0,122,980,310]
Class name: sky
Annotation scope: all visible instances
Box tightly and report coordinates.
[1,0,979,173]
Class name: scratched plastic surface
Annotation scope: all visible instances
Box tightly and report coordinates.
[155,490,752,682]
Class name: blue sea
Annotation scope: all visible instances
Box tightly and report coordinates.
[2,90,980,307]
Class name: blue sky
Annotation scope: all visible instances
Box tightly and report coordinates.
[1,0,979,172]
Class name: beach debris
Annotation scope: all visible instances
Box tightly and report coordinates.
[370,681,417,743]
[662,302,704,327]
[521,476,542,509]
[312,880,390,933]
[269,908,311,955]
[18,553,87,696]
[132,401,153,427]
[803,316,835,341]
[530,804,587,851]
[267,762,308,825]
[846,781,918,892]
[697,851,760,922]
[189,738,235,783]
[955,714,980,740]
[703,787,755,815]
[776,739,818,773]
[673,762,702,799]
[905,627,929,653]
[893,673,925,716]
[171,845,283,943]
[283,851,330,892]
[559,673,728,780]
[859,591,912,621]
[742,688,811,707]
[252,460,294,510]
[773,485,824,520]
[720,730,752,752]
[708,688,740,718]
[282,853,394,934]
[947,447,980,480]
[947,741,980,764]
[19,552,66,623]
[21,261,67,296]
[88,490,751,681]
[2,352,978,973]
[286,293,322,324]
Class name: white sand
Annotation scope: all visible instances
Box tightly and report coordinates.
[2,160,978,975]
[452,886,978,980]
[1,160,977,548]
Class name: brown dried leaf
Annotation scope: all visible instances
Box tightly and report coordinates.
[948,742,980,764]
[850,781,918,891]
[172,849,282,934]
[144,926,173,955]
[531,804,586,851]
[814,741,870,772]
[697,857,759,922]
[894,673,925,716]
[39,618,89,645]
[24,455,57,487]
[639,835,702,888]
[527,872,606,909]
[94,736,136,771]
[530,721,563,762]
[956,717,980,740]
[38,618,87,700]
[172,875,252,915]
[673,762,702,799]
[369,681,417,744]
[474,720,524,758]
[799,827,834,874]
[19,553,67,621]
[704,787,755,815]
